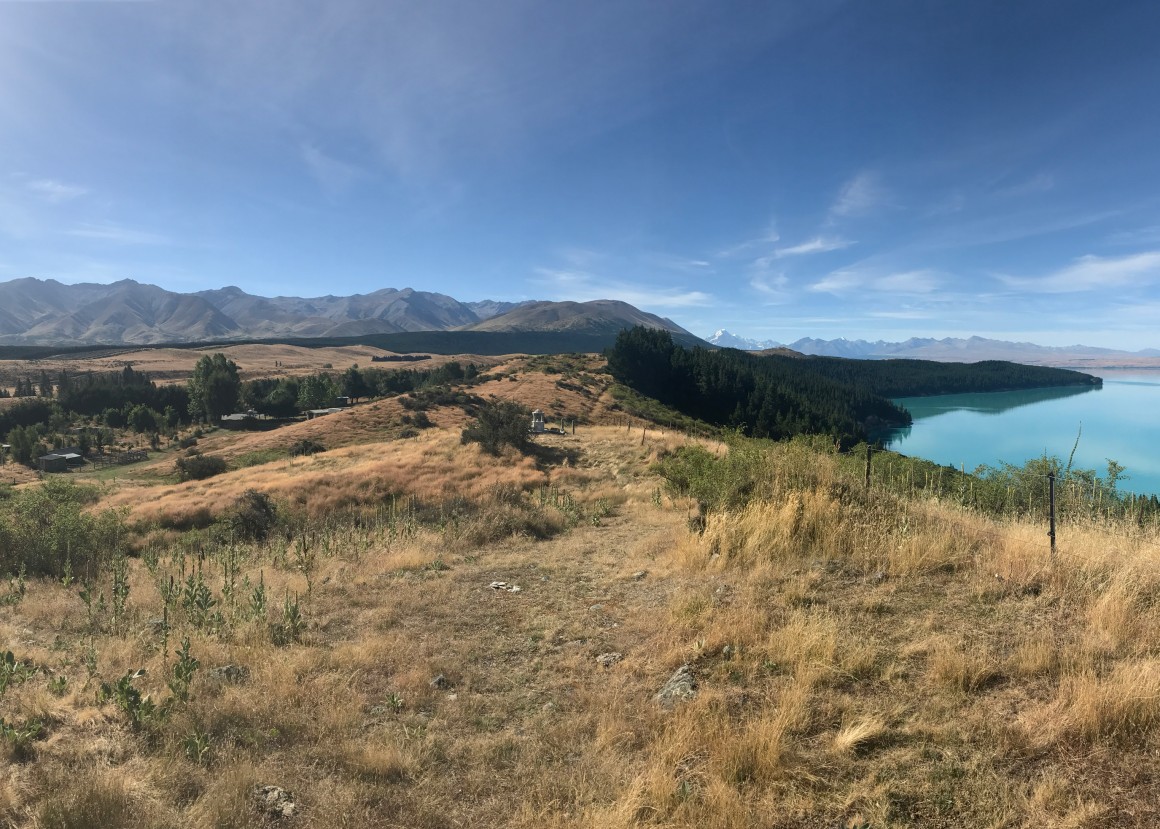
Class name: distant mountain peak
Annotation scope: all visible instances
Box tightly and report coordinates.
[0,276,695,346]
[706,329,782,350]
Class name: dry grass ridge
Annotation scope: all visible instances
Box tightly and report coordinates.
[0,352,1158,827]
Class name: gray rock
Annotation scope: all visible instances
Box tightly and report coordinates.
[631,570,647,580]
[208,664,250,683]
[595,652,623,668]
[429,674,449,689]
[253,785,297,819]
[656,664,697,707]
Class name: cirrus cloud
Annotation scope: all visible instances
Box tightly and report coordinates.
[998,251,1160,293]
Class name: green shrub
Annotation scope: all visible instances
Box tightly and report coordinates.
[461,400,532,456]
[0,479,125,579]
[175,452,228,482]
[289,439,325,457]
[223,489,279,541]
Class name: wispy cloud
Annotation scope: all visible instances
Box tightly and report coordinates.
[534,267,711,308]
[27,178,87,204]
[829,171,888,219]
[773,235,854,258]
[68,222,170,246]
[999,251,1160,293]
[1107,225,1160,246]
[300,143,364,196]
[994,172,1055,199]
[749,272,790,303]
[809,269,863,294]
[809,267,942,296]
[642,252,713,273]
[717,217,779,258]
[867,308,934,320]
[873,269,941,294]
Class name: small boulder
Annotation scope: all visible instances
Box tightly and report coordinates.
[208,664,250,683]
[656,665,697,708]
[253,785,297,819]
[595,652,623,668]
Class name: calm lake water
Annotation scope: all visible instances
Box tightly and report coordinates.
[876,373,1160,497]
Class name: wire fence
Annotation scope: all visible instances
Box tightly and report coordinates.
[620,415,1160,564]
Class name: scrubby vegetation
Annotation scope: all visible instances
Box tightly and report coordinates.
[0,350,1158,827]
[0,478,126,578]
[460,399,532,455]
[175,452,229,482]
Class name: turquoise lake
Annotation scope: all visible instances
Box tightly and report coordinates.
[877,373,1160,497]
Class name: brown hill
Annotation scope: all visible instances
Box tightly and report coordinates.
[464,299,693,336]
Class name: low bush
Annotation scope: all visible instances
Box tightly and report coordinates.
[175,452,228,482]
[289,439,325,457]
[461,400,532,456]
[0,478,125,578]
[223,489,280,542]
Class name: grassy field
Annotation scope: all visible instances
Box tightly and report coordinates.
[1,353,1158,827]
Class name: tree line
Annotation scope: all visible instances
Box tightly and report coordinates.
[607,327,912,445]
[606,328,1103,446]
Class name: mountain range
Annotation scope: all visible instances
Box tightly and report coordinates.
[707,329,1160,366]
[0,278,692,346]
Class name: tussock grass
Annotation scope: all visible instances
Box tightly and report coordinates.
[928,641,1002,694]
[1028,660,1160,746]
[3,379,1160,827]
[830,716,889,755]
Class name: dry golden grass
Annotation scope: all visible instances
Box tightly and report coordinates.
[3,405,1160,827]
[0,344,505,388]
[101,429,553,526]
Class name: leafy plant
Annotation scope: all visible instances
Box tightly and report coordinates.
[181,569,216,630]
[0,565,26,607]
[183,728,212,766]
[247,572,268,621]
[110,554,130,635]
[167,637,199,703]
[0,716,43,761]
[98,669,158,729]
[0,650,36,696]
[386,692,405,714]
[271,592,305,646]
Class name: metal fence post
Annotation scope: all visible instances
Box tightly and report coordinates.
[1048,471,1056,563]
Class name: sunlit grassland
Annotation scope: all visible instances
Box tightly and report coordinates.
[1,370,1159,826]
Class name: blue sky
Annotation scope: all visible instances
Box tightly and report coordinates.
[2,1,1160,349]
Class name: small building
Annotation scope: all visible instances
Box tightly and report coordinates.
[36,454,69,473]
[306,408,345,420]
[220,410,260,422]
[37,445,85,471]
[531,409,546,434]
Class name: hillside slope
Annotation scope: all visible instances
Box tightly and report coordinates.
[1,356,1159,827]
